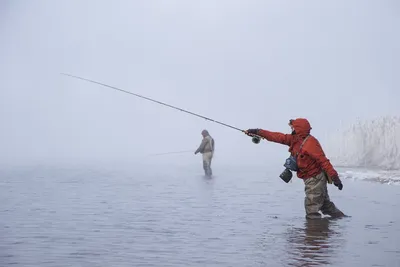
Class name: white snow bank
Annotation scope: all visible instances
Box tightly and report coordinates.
[337,167,400,186]
[326,116,400,170]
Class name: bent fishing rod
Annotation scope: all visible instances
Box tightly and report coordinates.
[60,73,264,144]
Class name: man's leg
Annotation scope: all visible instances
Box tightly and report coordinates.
[202,154,208,175]
[208,153,213,175]
[320,175,345,218]
[202,152,212,176]
[304,172,326,219]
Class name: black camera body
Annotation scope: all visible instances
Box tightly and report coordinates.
[279,168,293,183]
[279,155,299,183]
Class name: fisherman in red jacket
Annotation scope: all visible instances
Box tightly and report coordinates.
[246,118,345,219]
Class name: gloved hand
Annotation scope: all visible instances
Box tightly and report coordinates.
[331,175,343,190]
[245,129,260,135]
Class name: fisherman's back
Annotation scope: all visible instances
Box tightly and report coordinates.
[290,135,336,179]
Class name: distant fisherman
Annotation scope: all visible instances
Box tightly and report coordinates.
[246,118,346,219]
[194,130,215,176]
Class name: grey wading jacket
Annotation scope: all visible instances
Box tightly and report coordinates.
[195,135,215,154]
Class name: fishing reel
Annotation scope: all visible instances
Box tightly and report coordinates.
[244,131,262,144]
[252,135,261,144]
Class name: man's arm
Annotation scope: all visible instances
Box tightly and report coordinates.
[303,138,343,190]
[195,138,207,154]
[247,129,292,146]
[305,139,338,178]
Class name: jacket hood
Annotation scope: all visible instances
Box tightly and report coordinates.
[291,118,312,137]
[201,130,210,136]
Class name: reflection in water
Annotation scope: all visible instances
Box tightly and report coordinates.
[286,219,341,267]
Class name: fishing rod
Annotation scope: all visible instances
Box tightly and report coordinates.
[60,73,263,144]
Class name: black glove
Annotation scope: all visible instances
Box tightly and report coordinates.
[331,175,343,190]
[246,129,260,135]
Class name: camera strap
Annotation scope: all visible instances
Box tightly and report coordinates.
[295,135,310,157]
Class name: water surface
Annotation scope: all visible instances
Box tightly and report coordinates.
[1,164,399,266]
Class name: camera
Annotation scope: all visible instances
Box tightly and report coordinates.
[284,155,299,171]
[279,168,293,183]
[279,155,298,183]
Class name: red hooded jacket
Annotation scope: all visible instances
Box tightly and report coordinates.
[257,118,338,179]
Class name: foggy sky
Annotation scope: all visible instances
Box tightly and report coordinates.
[1,0,399,166]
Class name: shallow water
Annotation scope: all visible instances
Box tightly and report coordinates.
[0,164,399,266]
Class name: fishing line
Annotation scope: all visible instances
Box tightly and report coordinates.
[60,73,263,144]
[148,150,193,156]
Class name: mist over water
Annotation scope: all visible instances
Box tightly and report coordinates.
[1,0,400,166]
[1,1,400,266]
